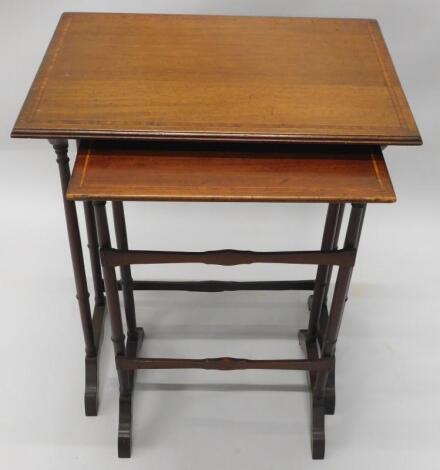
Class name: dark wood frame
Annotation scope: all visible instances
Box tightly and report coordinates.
[48,138,322,418]
[91,198,365,459]
[50,137,365,459]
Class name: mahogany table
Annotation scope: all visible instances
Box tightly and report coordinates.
[11,12,421,458]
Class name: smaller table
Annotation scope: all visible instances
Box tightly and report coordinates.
[68,141,395,202]
[67,140,395,458]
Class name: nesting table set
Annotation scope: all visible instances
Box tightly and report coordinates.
[11,13,421,459]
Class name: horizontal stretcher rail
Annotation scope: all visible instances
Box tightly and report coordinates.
[102,248,355,268]
[116,356,334,371]
[119,279,316,292]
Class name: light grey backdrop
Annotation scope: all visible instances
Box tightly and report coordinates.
[1,1,438,469]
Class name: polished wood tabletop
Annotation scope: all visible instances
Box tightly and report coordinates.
[12,13,420,145]
[67,141,395,203]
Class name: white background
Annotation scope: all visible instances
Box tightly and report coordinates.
[0,1,439,469]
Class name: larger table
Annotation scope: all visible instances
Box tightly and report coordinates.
[11,12,421,455]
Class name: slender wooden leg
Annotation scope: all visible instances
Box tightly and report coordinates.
[82,200,107,415]
[49,139,100,416]
[311,203,366,459]
[305,302,336,417]
[311,403,326,459]
[112,202,138,338]
[94,201,143,458]
[112,201,142,392]
[298,327,326,458]
[118,328,144,457]
[322,205,345,303]
[307,203,345,415]
[307,203,345,339]
[84,201,105,305]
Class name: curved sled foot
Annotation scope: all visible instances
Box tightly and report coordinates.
[311,403,325,459]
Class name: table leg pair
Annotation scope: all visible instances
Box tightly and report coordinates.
[91,198,365,459]
[50,139,142,416]
[50,139,105,416]
[301,203,366,458]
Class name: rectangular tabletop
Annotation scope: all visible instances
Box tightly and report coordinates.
[67,141,396,203]
[12,13,420,146]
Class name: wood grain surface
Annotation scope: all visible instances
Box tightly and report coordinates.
[67,141,396,203]
[12,13,420,145]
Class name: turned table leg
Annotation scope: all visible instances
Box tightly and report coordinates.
[112,201,140,392]
[112,201,138,338]
[83,199,107,415]
[307,203,345,415]
[50,139,105,416]
[94,201,144,458]
[311,203,366,459]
